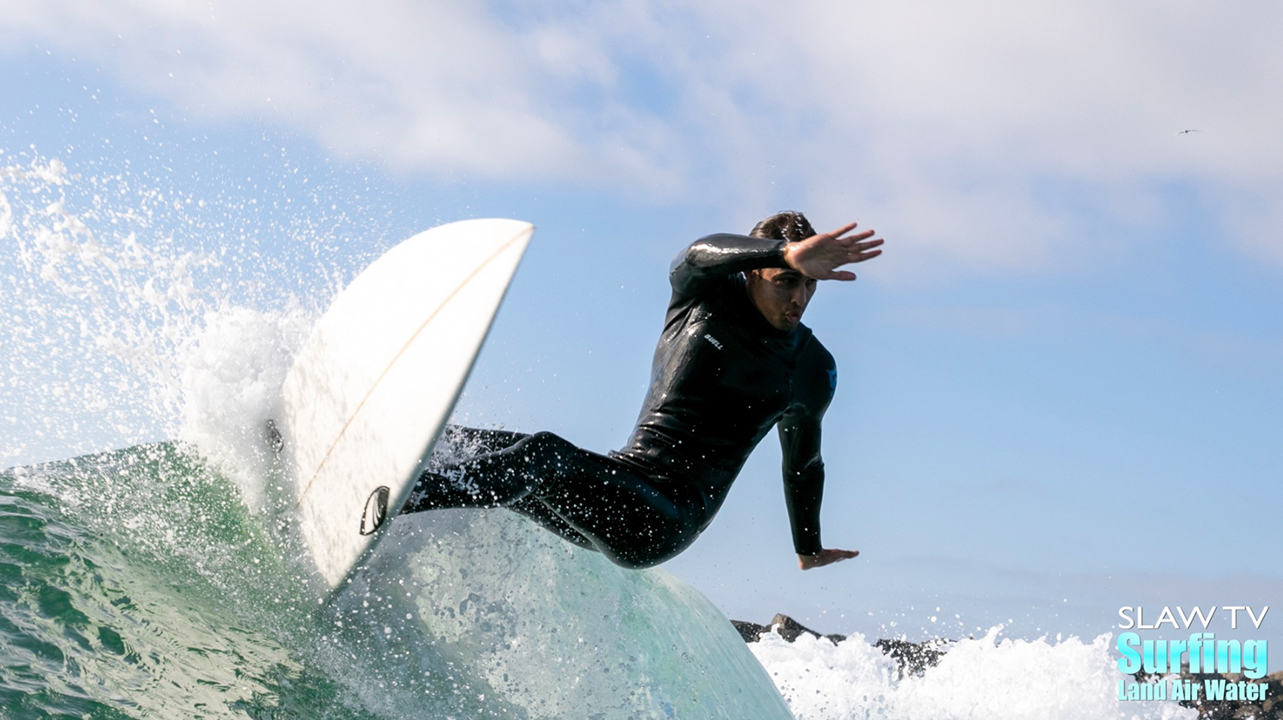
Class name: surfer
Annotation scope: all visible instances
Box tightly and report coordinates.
[404,212,883,570]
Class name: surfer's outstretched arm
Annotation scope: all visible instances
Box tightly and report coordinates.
[669,223,883,300]
[669,233,795,300]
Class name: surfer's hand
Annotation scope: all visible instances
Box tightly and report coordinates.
[798,548,859,570]
[783,223,883,281]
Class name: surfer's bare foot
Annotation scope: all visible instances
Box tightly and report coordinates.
[798,548,859,570]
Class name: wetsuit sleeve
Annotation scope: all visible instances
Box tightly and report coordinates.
[777,342,837,556]
[669,234,791,299]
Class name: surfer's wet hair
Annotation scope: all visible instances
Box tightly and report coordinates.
[750,211,815,244]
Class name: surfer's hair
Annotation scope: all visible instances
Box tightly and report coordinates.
[750,211,815,244]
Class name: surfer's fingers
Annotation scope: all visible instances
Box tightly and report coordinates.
[821,222,859,240]
[847,248,881,265]
[835,228,876,245]
[808,223,859,245]
[836,239,881,268]
[809,266,856,281]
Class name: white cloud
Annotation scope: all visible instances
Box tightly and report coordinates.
[671,0,1283,272]
[3,0,618,179]
[3,0,1281,271]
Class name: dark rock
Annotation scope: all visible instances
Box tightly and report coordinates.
[730,614,842,644]
[1176,670,1283,720]
[873,637,949,678]
[730,620,769,643]
[730,614,950,678]
[1263,690,1282,715]
[766,613,846,645]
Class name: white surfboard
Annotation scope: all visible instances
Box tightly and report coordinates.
[274,218,534,593]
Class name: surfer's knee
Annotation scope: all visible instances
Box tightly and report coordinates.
[608,554,664,570]
[516,431,579,472]
[604,546,679,570]
[445,425,530,454]
[602,530,701,569]
[524,431,572,453]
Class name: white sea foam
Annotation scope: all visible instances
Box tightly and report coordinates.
[176,305,312,510]
[750,627,1196,720]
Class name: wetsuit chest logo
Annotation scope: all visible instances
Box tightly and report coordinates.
[702,333,724,350]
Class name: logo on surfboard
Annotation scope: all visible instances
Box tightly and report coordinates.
[360,486,391,535]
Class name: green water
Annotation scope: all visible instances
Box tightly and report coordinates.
[0,443,792,719]
[0,444,358,719]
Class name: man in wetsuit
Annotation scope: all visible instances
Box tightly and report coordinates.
[403,211,883,571]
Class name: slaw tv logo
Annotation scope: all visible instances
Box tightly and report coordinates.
[1115,605,1269,703]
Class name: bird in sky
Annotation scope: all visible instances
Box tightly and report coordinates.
[1176,129,1201,135]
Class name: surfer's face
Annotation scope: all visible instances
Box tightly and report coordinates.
[746,268,816,331]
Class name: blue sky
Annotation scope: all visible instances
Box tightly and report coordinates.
[3,0,1281,644]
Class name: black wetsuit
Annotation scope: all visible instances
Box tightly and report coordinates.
[403,233,837,568]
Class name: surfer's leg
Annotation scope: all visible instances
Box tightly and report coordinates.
[502,435,708,568]
[441,425,528,455]
[402,430,581,513]
[404,430,706,567]
[406,428,597,551]
[507,496,596,550]
[529,473,705,568]
[404,426,534,512]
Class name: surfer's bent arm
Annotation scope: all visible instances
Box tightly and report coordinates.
[669,234,790,298]
[780,345,858,570]
[778,403,825,558]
